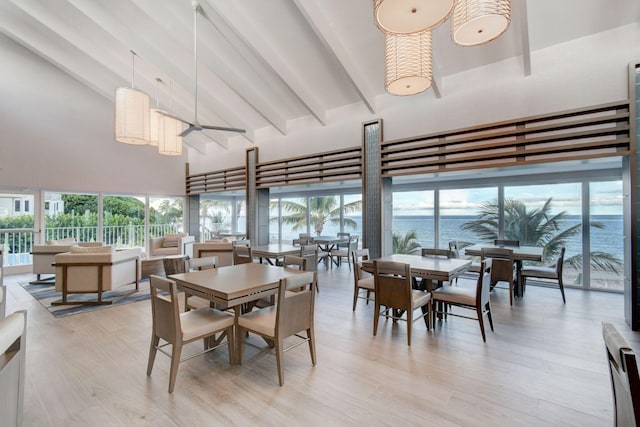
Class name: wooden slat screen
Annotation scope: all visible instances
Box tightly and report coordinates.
[186,166,246,195]
[381,101,630,177]
[255,147,362,189]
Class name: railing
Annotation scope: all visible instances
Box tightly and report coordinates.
[0,224,182,266]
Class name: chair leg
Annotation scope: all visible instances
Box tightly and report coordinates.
[352,286,359,311]
[168,342,182,393]
[420,304,429,330]
[558,277,566,303]
[275,336,285,386]
[147,335,160,376]
[307,327,316,366]
[509,281,513,306]
[476,307,487,342]
[407,310,412,346]
[486,302,494,331]
[373,303,380,336]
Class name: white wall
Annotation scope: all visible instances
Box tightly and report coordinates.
[0,34,185,196]
[188,24,640,174]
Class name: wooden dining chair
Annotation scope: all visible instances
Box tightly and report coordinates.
[147,276,235,393]
[233,245,253,265]
[352,248,374,311]
[282,254,307,271]
[330,235,359,270]
[184,256,218,311]
[373,260,431,346]
[602,322,640,427]
[237,271,317,386]
[431,259,494,342]
[482,247,516,305]
[418,248,453,290]
[450,240,480,275]
[521,247,566,303]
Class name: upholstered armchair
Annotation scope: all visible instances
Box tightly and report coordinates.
[54,246,141,305]
[148,233,195,258]
[31,238,104,283]
[0,310,27,426]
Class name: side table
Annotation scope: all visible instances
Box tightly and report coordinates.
[141,256,166,280]
[163,254,190,276]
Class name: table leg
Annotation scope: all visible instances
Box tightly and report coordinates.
[233,306,242,364]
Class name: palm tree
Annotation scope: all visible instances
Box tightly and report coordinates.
[275,196,361,236]
[393,230,421,254]
[155,199,183,226]
[200,200,230,238]
[461,198,622,273]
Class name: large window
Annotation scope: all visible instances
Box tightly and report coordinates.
[44,192,98,242]
[0,192,36,266]
[149,196,184,238]
[199,195,245,241]
[392,190,434,251]
[439,187,497,249]
[103,194,146,248]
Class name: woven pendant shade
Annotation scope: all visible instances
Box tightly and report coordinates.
[158,115,183,156]
[374,0,454,34]
[148,108,166,147]
[452,0,511,46]
[114,87,150,145]
[385,31,432,96]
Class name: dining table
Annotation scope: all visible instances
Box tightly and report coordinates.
[169,263,302,363]
[362,254,471,284]
[463,243,544,297]
[251,243,300,266]
[313,236,350,267]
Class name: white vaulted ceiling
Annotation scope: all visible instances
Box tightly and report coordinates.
[1,0,639,157]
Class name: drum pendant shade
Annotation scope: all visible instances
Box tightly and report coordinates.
[385,31,432,95]
[114,87,150,145]
[452,0,511,46]
[149,108,166,147]
[374,0,454,34]
[158,115,183,156]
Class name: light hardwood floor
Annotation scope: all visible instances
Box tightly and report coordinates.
[4,266,639,426]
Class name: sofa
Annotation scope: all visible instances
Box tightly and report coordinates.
[54,246,141,305]
[193,239,234,267]
[148,233,195,258]
[31,238,105,283]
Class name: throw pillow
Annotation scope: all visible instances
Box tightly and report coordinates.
[47,237,76,245]
[162,238,179,248]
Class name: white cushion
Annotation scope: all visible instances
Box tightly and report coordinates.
[162,238,179,248]
[432,286,476,306]
[47,237,76,245]
[358,276,375,290]
[521,266,557,279]
[238,306,276,337]
[180,308,234,342]
[69,245,114,254]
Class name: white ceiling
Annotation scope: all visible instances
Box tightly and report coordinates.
[1,0,639,155]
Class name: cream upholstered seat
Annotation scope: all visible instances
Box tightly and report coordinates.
[54,246,141,305]
[0,310,27,426]
[237,271,317,386]
[521,247,566,303]
[351,249,374,311]
[431,259,494,342]
[31,239,104,283]
[148,233,195,258]
[147,276,235,393]
[602,322,640,427]
[330,235,359,270]
[373,260,431,346]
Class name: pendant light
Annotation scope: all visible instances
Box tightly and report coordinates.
[451,0,511,46]
[374,0,454,34]
[158,81,183,156]
[385,30,432,96]
[114,51,150,145]
[149,78,166,147]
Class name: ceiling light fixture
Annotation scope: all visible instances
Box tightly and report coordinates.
[451,0,511,46]
[114,51,150,145]
[385,30,432,95]
[149,77,166,147]
[158,81,183,156]
[374,0,454,34]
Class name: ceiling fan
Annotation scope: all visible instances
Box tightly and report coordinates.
[160,2,245,138]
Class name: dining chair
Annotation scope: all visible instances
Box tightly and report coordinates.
[521,247,566,303]
[431,259,494,342]
[237,271,317,386]
[184,256,218,311]
[494,239,520,247]
[282,254,307,271]
[352,249,374,311]
[293,233,313,246]
[0,284,6,319]
[373,260,431,346]
[417,248,453,290]
[602,322,640,427]
[233,245,253,265]
[481,247,516,305]
[330,235,359,270]
[299,244,319,271]
[147,275,235,393]
[451,240,480,275]
[0,310,27,426]
[232,239,251,247]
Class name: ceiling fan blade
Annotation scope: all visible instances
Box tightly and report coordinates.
[157,111,192,127]
[200,124,246,133]
[179,126,198,137]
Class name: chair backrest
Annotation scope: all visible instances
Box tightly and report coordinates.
[149,276,180,344]
[337,232,351,249]
[276,271,316,337]
[0,284,6,319]
[347,235,359,252]
[555,247,566,275]
[421,248,453,258]
[352,249,371,283]
[476,259,493,306]
[448,241,461,259]
[482,247,515,283]
[299,244,318,271]
[373,260,412,309]
[233,245,253,265]
[494,239,520,247]
[188,256,218,271]
[282,255,308,271]
[232,239,251,247]
[0,310,27,427]
[602,322,640,427]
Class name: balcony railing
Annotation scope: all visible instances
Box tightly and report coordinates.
[0,224,181,266]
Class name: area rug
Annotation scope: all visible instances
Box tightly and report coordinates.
[19,280,151,318]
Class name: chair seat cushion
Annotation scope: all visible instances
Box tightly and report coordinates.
[358,276,374,290]
[153,247,179,256]
[521,266,556,279]
[432,286,475,306]
[180,308,234,342]
[238,306,276,337]
[411,289,431,308]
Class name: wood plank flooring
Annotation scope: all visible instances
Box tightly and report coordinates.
[4,266,639,426]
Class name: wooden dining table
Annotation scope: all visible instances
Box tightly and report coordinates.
[463,243,544,296]
[362,254,471,284]
[251,243,300,266]
[169,263,302,363]
[313,236,349,267]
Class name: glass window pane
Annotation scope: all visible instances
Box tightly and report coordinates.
[392,190,433,253]
[440,187,497,249]
[103,194,145,248]
[149,197,183,238]
[44,192,98,242]
[199,198,232,240]
[590,181,624,291]
[344,193,363,246]
[0,192,35,266]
